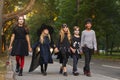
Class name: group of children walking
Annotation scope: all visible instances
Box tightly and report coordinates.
[8,15,97,77]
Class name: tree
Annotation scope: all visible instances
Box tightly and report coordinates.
[0,0,36,53]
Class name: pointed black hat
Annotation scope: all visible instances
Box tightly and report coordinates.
[37,24,54,37]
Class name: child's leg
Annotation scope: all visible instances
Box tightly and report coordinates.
[18,56,25,76]
[62,54,68,76]
[84,48,92,76]
[41,64,44,73]
[42,64,47,76]
[73,55,77,72]
[44,64,48,72]
[16,56,20,64]
[59,65,63,74]
[15,56,20,72]
[87,49,93,72]
[84,48,90,72]
[20,56,25,69]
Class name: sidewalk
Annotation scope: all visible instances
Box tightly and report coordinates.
[11,56,118,80]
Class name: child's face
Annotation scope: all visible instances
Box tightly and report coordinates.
[85,23,92,29]
[63,27,68,33]
[74,28,79,35]
[43,29,49,35]
[18,16,24,25]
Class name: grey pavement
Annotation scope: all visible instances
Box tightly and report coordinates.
[11,56,119,80]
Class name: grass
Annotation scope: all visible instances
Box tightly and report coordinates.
[0,51,8,80]
[93,53,120,61]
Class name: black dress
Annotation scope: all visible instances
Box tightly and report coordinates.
[57,33,71,64]
[11,26,29,56]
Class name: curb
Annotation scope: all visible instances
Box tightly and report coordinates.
[5,56,15,80]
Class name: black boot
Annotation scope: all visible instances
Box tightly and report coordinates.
[83,67,87,75]
[59,67,63,74]
[15,63,19,73]
[63,72,68,76]
[18,68,23,76]
[43,71,47,76]
[86,71,91,77]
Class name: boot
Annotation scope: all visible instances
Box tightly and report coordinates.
[73,71,79,76]
[83,67,87,75]
[86,71,91,77]
[63,72,68,76]
[43,71,47,76]
[59,67,63,74]
[15,63,19,73]
[18,68,23,76]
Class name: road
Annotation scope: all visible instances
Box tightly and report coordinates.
[11,55,120,80]
[66,56,120,79]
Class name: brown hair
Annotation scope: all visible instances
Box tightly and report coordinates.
[15,15,29,32]
[73,26,80,30]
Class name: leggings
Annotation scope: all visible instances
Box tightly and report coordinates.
[16,56,25,69]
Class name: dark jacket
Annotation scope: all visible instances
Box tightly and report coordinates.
[56,33,71,63]
[29,36,54,72]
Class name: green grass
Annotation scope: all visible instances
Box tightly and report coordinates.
[93,53,120,61]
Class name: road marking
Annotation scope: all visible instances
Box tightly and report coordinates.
[102,64,120,69]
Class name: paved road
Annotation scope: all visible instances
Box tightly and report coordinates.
[67,57,120,80]
[11,55,119,80]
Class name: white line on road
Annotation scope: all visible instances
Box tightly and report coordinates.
[102,64,120,69]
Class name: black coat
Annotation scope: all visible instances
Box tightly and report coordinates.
[29,36,53,72]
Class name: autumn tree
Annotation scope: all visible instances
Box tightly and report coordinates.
[0,0,36,53]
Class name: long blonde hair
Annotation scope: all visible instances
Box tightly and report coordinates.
[40,32,51,44]
[59,27,71,43]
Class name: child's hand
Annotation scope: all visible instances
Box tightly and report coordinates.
[29,47,32,52]
[80,51,83,55]
[70,47,76,53]
[54,48,59,54]
[8,46,12,51]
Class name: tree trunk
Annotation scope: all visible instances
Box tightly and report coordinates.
[0,0,4,54]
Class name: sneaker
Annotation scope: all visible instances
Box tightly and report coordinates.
[63,72,68,76]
